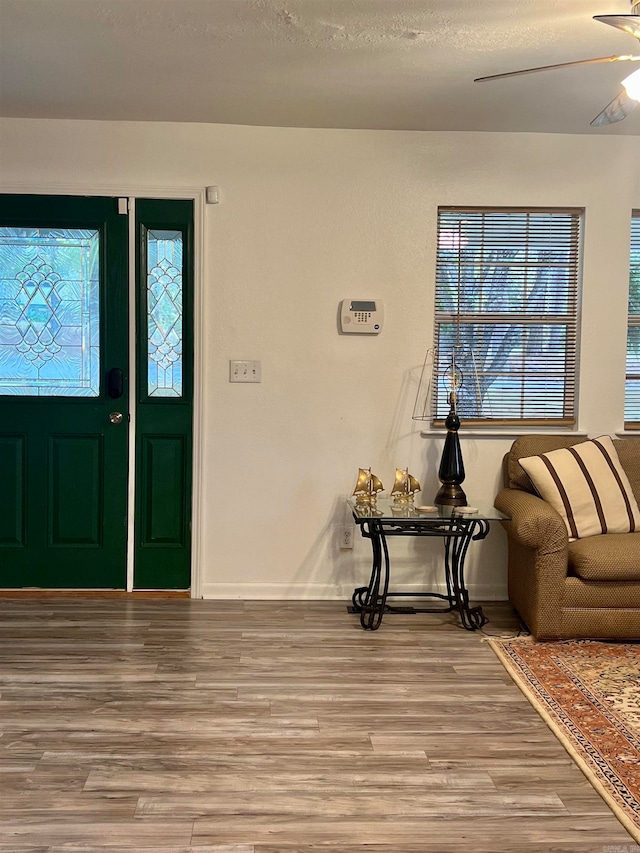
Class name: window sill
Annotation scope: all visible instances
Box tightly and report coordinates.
[420,428,589,439]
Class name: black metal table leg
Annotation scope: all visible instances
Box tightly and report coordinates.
[445,520,489,630]
[351,520,390,630]
[351,524,377,612]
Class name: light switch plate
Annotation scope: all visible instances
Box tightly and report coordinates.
[229,360,261,383]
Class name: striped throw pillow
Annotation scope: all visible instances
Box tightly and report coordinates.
[519,436,640,541]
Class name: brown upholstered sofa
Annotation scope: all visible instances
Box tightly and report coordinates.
[495,435,640,640]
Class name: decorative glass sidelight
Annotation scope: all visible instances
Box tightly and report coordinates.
[146,229,183,397]
[0,227,100,396]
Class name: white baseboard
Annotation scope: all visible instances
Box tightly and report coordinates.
[201,583,344,600]
[200,582,507,601]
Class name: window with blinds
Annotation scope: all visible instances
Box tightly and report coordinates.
[625,211,640,429]
[433,208,581,426]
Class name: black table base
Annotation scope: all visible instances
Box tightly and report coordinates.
[349,516,490,631]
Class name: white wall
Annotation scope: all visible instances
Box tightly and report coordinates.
[1,118,639,602]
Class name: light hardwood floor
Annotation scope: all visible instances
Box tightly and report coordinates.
[0,598,633,852]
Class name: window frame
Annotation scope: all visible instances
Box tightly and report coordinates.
[432,206,582,428]
[625,210,640,430]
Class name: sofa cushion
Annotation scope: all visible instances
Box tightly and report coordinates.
[519,436,640,540]
[569,534,640,581]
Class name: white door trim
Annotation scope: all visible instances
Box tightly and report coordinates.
[126,196,137,592]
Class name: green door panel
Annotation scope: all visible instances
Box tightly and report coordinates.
[139,435,188,545]
[134,199,193,590]
[49,435,104,546]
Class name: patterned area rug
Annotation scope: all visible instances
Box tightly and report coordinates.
[489,638,640,842]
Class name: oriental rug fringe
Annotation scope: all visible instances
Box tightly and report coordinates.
[488,637,640,843]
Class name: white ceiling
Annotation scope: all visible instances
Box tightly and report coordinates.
[1,0,640,135]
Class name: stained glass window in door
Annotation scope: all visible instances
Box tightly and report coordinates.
[0,228,100,396]
[147,229,183,397]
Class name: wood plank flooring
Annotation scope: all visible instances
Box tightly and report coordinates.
[0,598,634,852]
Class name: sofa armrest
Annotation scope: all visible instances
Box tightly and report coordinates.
[495,487,570,638]
[495,488,568,555]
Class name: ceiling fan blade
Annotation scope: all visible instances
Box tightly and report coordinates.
[474,54,638,82]
[594,14,640,39]
[590,89,639,125]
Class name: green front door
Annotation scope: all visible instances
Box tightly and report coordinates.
[0,195,194,591]
[0,195,129,588]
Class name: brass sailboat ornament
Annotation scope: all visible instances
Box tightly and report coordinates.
[390,468,421,503]
[352,468,384,505]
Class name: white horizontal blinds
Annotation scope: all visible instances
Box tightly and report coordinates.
[625,211,640,429]
[434,208,581,425]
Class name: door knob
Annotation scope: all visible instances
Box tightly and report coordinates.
[109,412,124,425]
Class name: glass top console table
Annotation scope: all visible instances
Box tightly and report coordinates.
[347,498,509,632]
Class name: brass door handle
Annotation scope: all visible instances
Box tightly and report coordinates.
[109,412,124,425]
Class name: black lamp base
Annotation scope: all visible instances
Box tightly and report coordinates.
[434,482,467,507]
[434,403,466,507]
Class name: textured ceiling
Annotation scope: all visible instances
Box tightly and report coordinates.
[1,0,639,135]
